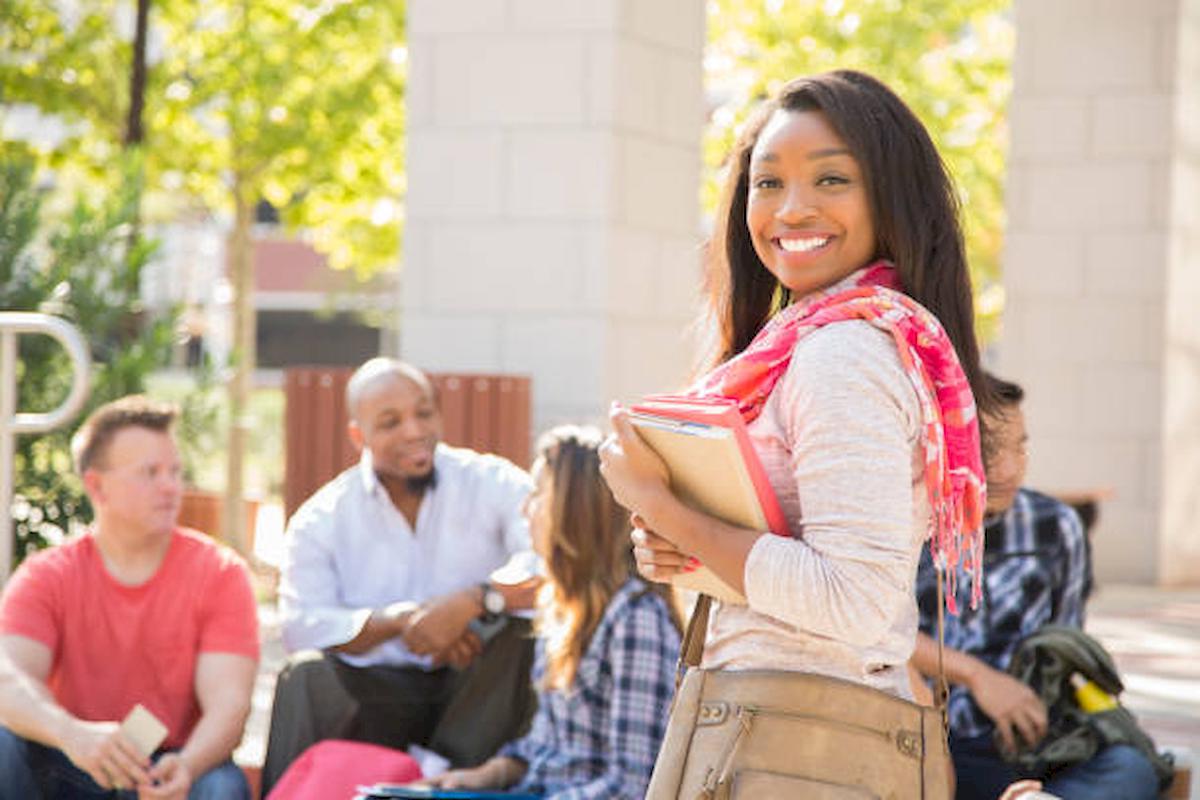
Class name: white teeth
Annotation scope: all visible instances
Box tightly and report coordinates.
[779,236,830,253]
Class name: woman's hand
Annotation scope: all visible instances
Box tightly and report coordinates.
[419,756,525,790]
[631,523,692,584]
[599,404,672,524]
[420,766,495,790]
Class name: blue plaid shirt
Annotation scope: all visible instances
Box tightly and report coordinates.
[500,578,680,799]
[916,488,1090,739]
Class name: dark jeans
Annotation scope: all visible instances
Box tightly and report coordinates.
[950,731,1160,800]
[261,617,536,796]
[0,726,249,800]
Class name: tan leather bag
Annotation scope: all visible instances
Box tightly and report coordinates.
[646,579,954,800]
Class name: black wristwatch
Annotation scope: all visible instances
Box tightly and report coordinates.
[479,582,506,621]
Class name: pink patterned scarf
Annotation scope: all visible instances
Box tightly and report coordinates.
[689,261,985,613]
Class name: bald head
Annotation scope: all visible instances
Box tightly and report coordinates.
[346,358,442,484]
[346,358,435,422]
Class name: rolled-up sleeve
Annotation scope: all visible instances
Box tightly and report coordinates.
[278,502,373,653]
[743,322,919,647]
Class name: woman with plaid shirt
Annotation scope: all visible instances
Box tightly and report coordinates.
[422,426,682,799]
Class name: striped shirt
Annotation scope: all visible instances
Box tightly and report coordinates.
[917,488,1090,738]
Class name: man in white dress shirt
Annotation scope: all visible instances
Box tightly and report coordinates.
[262,358,539,792]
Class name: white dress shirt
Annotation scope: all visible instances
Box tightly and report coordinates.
[279,443,533,669]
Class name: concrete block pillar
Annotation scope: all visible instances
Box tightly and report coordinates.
[399,0,705,434]
[1000,0,1200,584]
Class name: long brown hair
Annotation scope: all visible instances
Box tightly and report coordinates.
[705,70,993,416]
[534,425,680,690]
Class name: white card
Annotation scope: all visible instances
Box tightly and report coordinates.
[119,703,168,758]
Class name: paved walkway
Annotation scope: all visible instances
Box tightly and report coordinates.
[236,600,286,770]
[1085,584,1200,770]
[237,583,1200,794]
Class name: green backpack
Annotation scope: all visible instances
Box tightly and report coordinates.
[1003,624,1175,791]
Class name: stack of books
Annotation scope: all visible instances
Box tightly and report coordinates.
[628,395,790,604]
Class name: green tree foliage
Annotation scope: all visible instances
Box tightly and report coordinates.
[3,0,406,553]
[706,0,1013,338]
[0,147,177,564]
[142,0,406,552]
[2,0,407,274]
[0,0,134,180]
[148,0,405,276]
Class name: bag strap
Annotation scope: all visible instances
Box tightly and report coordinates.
[676,574,951,727]
[675,593,712,688]
[935,563,951,732]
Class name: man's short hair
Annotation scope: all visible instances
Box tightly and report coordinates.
[984,373,1025,410]
[345,358,436,421]
[71,395,178,474]
[980,373,1025,464]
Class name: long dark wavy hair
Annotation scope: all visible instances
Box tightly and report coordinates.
[705,69,993,416]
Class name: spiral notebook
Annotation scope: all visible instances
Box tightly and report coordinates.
[628,395,790,604]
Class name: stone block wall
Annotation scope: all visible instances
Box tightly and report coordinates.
[1001,0,1200,584]
[401,0,706,432]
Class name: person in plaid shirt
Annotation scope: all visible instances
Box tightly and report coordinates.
[421,426,682,799]
[913,374,1157,800]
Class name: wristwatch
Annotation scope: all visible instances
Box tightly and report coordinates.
[479,582,506,621]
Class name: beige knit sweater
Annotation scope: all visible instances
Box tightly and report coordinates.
[701,318,930,699]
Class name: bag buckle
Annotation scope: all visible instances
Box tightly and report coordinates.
[896,729,922,759]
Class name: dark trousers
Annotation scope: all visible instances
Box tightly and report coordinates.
[950,732,1159,800]
[949,733,1024,800]
[261,617,536,796]
[0,726,248,800]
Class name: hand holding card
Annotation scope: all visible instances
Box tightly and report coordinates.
[119,703,168,759]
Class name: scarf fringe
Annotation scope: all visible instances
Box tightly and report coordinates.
[930,469,986,614]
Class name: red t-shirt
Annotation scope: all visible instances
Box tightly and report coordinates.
[0,528,260,748]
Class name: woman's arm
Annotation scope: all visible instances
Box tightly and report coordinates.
[606,323,920,643]
[735,325,920,641]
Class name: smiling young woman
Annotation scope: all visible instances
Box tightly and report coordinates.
[600,70,994,797]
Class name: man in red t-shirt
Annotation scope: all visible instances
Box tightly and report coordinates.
[0,395,260,799]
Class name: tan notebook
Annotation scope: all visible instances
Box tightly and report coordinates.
[629,396,790,604]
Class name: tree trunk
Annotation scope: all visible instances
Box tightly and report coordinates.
[125,0,150,147]
[223,184,254,556]
[121,0,150,304]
